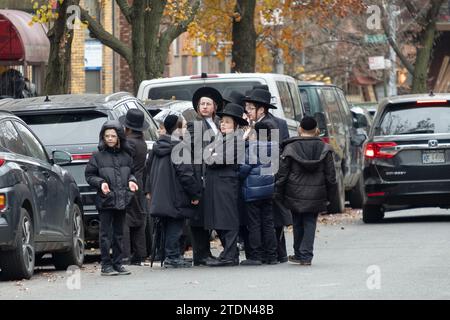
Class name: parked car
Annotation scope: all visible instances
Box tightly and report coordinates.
[351,102,378,119]
[0,93,159,243]
[297,81,366,212]
[137,73,303,136]
[362,93,450,223]
[0,110,84,280]
[143,99,197,123]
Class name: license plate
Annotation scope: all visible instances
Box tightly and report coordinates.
[422,150,445,164]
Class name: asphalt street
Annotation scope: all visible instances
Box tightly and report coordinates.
[1,208,450,300]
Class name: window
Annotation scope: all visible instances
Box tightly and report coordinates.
[335,88,353,128]
[21,112,107,146]
[378,106,450,135]
[125,100,159,141]
[14,121,48,162]
[0,120,29,156]
[299,87,323,116]
[320,88,345,135]
[276,81,295,120]
[287,81,303,120]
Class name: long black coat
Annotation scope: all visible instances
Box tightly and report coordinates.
[126,132,148,227]
[274,137,337,214]
[85,121,137,211]
[186,115,220,227]
[145,135,201,219]
[203,135,240,231]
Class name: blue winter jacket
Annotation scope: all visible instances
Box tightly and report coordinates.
[239,141,278,202]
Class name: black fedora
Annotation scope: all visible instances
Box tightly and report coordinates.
[217,103,248,126]
[192,87,224,112]
[223,90,246,108]
[243,89,277,109]
[119,109,149,131]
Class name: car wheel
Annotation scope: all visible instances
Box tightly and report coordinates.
[349,175,365,209]
[328,169,345,213]
[53,204,85,270]
[362,205,384,223]
[0,208,35,280]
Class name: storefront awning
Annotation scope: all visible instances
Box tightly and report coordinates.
[0,9,50,65]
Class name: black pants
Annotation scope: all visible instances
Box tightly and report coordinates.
[217,229,239,262]
[190,225,212,262]
[292,212,319,262]
[99,209,126,268]
[246,199,277,262]
[123,221,147,263]
[164,217,185,260]
[275,226,287,261]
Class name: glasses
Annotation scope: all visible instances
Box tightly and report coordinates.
[245,107,256,112]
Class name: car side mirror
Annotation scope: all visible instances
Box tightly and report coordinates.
[351,133,367,147]
[353,114,368,129]
[52,150,72,166]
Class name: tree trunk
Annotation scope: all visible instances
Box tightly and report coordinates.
[44,0,80,95]
[231,0,257,73]
[411,0,445,93]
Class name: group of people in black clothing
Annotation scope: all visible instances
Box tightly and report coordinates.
[85,86,337,276]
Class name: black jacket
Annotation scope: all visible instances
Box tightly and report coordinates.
[145,135,201,219]
[274,137,337,214]
[126,132,148,226]
[85,121,137,211]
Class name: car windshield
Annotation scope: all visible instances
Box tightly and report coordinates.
[148,82,261,101]
[377,105,450,135]
[20,112,107,146]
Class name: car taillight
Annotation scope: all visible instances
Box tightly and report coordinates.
[367,192,385,197]
[416,100,448,106]
[0,194,6,211]
[71,153,92,161]
[0,158,5,166]
[364,142,398,159]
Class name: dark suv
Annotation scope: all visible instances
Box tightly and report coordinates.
[0,111,84,280]
[0,93,159,242]
[362,93,450,222]
[298,81,366,212]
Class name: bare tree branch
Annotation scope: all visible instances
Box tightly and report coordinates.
[80,7,132,65]
[116,0,132,25]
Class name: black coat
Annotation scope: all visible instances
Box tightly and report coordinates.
[145,135,201,219]
[274,137,337,214]
[255,113,280,142]
[203,135,240,231]
[186,115,220,227]
[126,132,148,226]
[85,121,137,211]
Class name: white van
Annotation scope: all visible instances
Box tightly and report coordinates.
[137,73,303,136]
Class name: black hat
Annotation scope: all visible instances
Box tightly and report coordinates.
[119,109,149,131]
[223,91,246,108]
[192,87,223,112]
[243,89,277,109]
[300,116,318,131]
[217,103,248,126]
[163,114,179,134]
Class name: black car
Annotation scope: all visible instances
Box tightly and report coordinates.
[362,93,450,223]
[0,111,84,280]
[298,81,366,212]
[0,93,159,243]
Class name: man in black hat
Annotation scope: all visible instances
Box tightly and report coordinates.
[274,116,337,266]
[120,109,149,266]
[186,86,224,266]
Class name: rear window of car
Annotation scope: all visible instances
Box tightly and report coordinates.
[299,87,323,116]
[148,82,261,101]
[20,112,107,146]
[377,105,450,135]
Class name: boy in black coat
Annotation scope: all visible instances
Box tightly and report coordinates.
[274,116,337,265]
[85,120,138,276]
[145,115,201,268]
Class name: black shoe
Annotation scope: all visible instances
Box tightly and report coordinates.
[164,258,192,268]
[265,259,278,265]
[206,258,235,267]
[240,259,262,266]
[288,255,312,265]
[101,266,119,276]
[278,256,288,263]
[194,256,216,266]
[114,265,131,275]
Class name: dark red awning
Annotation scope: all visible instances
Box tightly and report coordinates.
[0,9,49,64]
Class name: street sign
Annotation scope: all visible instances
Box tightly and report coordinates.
[364,34,387,44]
[369,56,385,70]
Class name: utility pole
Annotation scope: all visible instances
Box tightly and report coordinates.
[387,1,399,96]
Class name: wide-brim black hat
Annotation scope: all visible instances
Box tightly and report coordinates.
[119,108,150,131]
[192,87,224,112]
[243,88,277,109]
[223,90,246,108]
[217,103,248,126]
